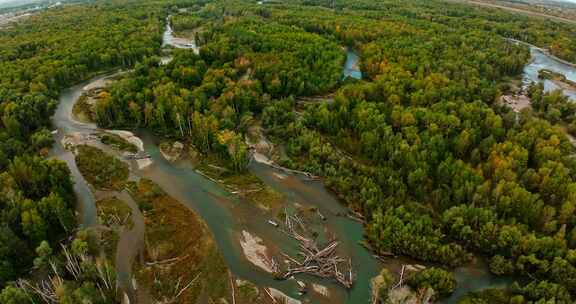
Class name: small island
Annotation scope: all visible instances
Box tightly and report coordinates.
[538,69,576,90]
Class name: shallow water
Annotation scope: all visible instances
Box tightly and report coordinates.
[49,75,105,227]
[250,161,382,303]
[162,16,199,53]
[135,132,311,300]
[51,77,381,302]
[522,44,576,100]
[343,48,362,80]
[114,191,146,304]
[52,73,508,304]
[50,37,576,304]
[442,259,512,304]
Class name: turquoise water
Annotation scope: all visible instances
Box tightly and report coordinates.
[343,48,362,80]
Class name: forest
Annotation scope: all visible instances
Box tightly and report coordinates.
[94,0,576,302]
[0,0,167,302]
[2,0,576,302]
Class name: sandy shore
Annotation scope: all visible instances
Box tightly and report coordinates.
[83,78,112,91]
[501,94,531,112]
[272,172,288,180]
[253,151,274,166]
[82,70,129,91]
[65,72,151,170]
[268,288,302,304]
[311,283,329,297]
[106,130,144,151]
[135,158,152,170]
[61,132,99,152]
[239,230,274,273]
[104,130,152,170]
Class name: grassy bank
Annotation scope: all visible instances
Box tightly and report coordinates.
[99,133,138,153]
[96,196,133,227]
[72,90,100,123]
[188,147,286,211]
[75,145,129,190]
[95,197,132,263]
[128,179,231,303]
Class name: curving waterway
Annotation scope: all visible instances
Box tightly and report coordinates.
[162,15,200,52]
[50,75,510,304]
[51,72,517,304]
[47,29,576,304]
[50,72,383,303]
[513,39,576,100]
[49,79,100,227]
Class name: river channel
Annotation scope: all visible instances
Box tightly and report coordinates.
[343,48,362,80]
[51,73,514,304]
[48,27,576,304]
[51,75,386,303]
[516,39,576,100]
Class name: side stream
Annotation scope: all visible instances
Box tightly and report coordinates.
[48,34,576,304]
[513,39,576,99]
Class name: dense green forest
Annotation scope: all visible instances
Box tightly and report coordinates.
[93,0,576,302]
[0,0,167,301]
[3,0,576,302]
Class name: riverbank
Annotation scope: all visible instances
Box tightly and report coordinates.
[508,38,576,68]
[128,179,233,303]
[55,72,318,303]
[158,137,287,211]
[67,132,237,303]
[62,135,146,303]
[163,15,200,53]
[75,145,129,191]
[50,16,543,303]
[68,78,153,170]
[506,38,576,100]
[539,69,576,91]
[56,54,519,304]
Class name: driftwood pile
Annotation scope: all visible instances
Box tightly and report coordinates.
[277,209,354,289]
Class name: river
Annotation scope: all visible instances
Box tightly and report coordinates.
[49,80,99,227]
[50,73,383,302]
[50,74,506,304]
[514,39,576,100]
[162,15,199,52]
[47,26,576,304]
[343,47,362,80]
[51,73,515,304]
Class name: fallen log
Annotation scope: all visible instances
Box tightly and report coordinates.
[276,211,354,288]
